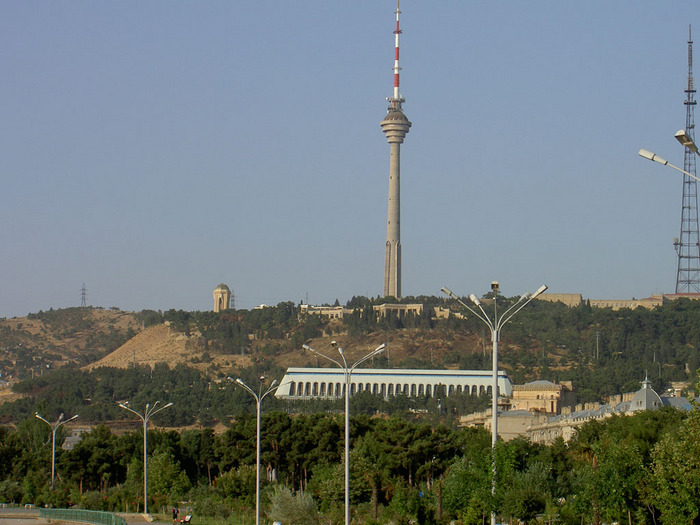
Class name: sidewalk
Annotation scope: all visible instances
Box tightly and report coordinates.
[117,515,170,525]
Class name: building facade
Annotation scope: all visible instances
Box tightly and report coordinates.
[275,368,513,400]
[461,378,693,445]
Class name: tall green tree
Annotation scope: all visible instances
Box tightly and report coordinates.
[648,407,700,524]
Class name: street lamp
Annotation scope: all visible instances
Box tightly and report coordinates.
[441,283,547,525]
[675,129,699,154]
[302,342,386,525]
[231,376,279,525]
[118,400,173,515]
[638,148,700,182]
[35,412,78,490]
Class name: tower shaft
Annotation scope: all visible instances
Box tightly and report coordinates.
[381,0,410,298]
[384,140,402,297]
[676,26,700,293]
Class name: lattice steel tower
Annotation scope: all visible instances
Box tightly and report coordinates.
[675,26,700,293]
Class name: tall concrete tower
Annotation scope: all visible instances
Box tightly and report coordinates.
[381,0,411,298]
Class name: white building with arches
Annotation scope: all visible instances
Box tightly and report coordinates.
[275,368,513,400]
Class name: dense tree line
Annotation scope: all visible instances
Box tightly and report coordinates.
[0,362,491,427]
[1,403,699,524]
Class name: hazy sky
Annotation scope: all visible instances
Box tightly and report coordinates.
[2,1,699,318]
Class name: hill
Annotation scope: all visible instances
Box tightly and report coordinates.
[0,307,141,376]
[2,298,700,425]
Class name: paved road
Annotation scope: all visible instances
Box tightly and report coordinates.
[0,508,40,519]
[0,508,46,525]
[0,516,48,525]
[0,508,170,525]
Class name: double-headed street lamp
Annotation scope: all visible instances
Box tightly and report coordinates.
[118,400,173,515]
[231,376,279,525]
[302,342,386,525]
[35,412,78,490]
[441,282,547,525]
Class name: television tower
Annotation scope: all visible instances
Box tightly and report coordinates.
[674,26,700,293]
[381,0,411,298]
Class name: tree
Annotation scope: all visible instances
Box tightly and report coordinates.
[648,407,700,523]
[147,450,191,509]
[501,462,552,524]
[267,485,319,525]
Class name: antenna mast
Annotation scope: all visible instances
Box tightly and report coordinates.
[675,25,700,293]
[388,0,404,110]
[81,283,87,308]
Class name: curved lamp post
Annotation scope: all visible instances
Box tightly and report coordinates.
[35,412,78,489]
[118,401,173,515]
[231,376,279,525]
[638,148,700,182]
[302,342,386,525]
[441,283,547,525]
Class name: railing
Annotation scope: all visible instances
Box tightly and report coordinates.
[39,508,127,525]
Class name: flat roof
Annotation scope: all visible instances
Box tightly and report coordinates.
[284,367,510,378]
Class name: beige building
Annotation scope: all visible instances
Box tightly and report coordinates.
[213,283,231,313]
[538,292,700,311]
[589,295,665,310]
[373,303,423,318]
[461,379,693,445]
[510,380,576,414]
[299,304,354,319]
[538,293,583,307]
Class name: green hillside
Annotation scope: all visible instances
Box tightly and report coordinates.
[1,296,699,426]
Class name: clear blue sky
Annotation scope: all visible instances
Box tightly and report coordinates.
[2,1,698,318]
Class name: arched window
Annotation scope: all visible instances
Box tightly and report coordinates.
[426,384,432,397]
[418,384,424,396]
[448,385,454,396]
[312,382,319,396]
[388,384,394,396]
[411,384,417,396]
[320,383,326,396]
[289,382,296,396]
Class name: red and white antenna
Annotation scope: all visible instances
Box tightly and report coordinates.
[388,0,405,109]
